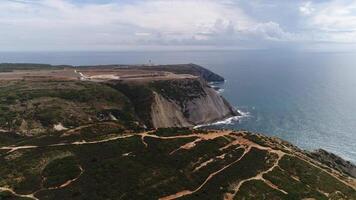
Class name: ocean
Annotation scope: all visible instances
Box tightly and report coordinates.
[1,50,356,162]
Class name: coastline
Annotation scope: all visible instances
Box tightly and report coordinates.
[193,109,249,129]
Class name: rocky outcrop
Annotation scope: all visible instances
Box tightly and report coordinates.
[184,86,236,124]
[308,149,356,178]
[149,78,238,128]
[111,77,237,129]
[151,92,192,128]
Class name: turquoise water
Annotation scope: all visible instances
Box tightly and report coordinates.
[1,50,356,162]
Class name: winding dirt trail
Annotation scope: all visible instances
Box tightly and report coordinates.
[0,134,137,154]
[224,150,287,200]
[159,132,346,200]
[0,130,236,200]
[0,128,8,133]
[0,130,230,154]
[47,165,84,190]
[0,187,39,200]
[159,147,251,200]
[0,165,85,200]
[1,129,355,200]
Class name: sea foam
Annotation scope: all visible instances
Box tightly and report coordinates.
[194,109,249,129]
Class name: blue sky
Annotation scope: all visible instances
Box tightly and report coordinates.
[1,0,356,51]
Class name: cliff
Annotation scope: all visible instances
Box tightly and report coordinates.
[0,77,236,134]
[112,78,238,129]
[150,79,237,127]
[1,63,355,200]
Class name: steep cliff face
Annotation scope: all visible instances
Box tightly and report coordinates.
[149,78,238,128]
[184,86,236,125]
[151,91,192,128]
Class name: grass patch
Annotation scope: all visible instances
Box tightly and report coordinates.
[42,156,81,188]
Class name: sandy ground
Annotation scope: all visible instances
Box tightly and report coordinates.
[0,67,197,82]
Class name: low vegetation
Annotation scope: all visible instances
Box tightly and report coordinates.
[0,80,139,135]
[0,65,354,199]
[1,129,354,200]
[0,63,64,72]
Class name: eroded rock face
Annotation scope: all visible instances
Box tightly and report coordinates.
[150,78,238,128]
[185,86,237,125]
[151,91,192,128]
[111,77,238,129]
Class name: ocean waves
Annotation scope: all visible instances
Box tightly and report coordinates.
[194,109,250,129]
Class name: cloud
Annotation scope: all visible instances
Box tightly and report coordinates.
[300,0,356,43]
[0,0,301,50]
[1,0,355,51]
[244,21,300,41]
[299,1,314,15]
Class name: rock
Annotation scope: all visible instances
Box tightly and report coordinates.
[149,78,238,128]
[309,149,356,178]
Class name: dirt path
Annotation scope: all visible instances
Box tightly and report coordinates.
[158,133,283,200]
[1,145,39,153]
[160,132,341,200]
[169,138,202,155]
[47,165,84,190]
[0,134,136,154]
[159,147,251,200]
[60,124,94,136]
[0,187,39,200]
[1,129,355,200]
[0,164,85,200]
[0,128,8,133]
[60,122,121,137]
[224,151,287,200]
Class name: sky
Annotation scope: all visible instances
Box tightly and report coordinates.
[1,0,356,51]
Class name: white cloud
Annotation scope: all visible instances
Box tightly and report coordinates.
[300,0,356,43]
[244,21,300,41]
[310,1,356,31]
[299,1,314,15]
[0,0,301,50]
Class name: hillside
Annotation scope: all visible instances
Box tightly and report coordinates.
[0,80,141,135]
[0,63,236,133]
[0,64,355,200]
[0,128,355,200]
[0,78,236,134]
